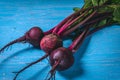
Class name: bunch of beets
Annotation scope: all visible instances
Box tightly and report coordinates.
[0,0,120,80]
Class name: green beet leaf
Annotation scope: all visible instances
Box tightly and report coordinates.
[91,0,108,6]
[113,6,120,23]
[73,7,80,12]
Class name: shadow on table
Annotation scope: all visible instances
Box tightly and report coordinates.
[28,65,49,80]
[1,47,38,63]
[58,36,91,80]
[0,35,92,80]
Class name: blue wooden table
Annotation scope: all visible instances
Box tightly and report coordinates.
[0,0,120,80]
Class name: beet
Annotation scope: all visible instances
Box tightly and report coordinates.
[45,47,74,80]
[50,47,74,71]
[40,34,63,53]
[25,27,44,47]
[0,26,44,53]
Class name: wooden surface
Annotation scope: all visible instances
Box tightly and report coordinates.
[0,0,120,80]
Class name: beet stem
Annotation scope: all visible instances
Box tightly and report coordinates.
[53,4,106,34]
[53,4,107,34]
[44,27,55,35]
[62,11,97,37]
[13,54,48,80]
[82,12,112,27]
[58,11,87,36]
[0,36,26,53]
[62,16,74,27]
[52,5,89,34]
[52,12,74,33]
[69,26,90,52]
[57,16,74,35]
[74,29,90,51]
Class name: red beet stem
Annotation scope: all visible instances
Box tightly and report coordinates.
[44,27,55,35]
[68,26,90,52]
[0,36,26,53]
[53,5,106,35]
[73,29,90,52]
[52,5,88,34]
[57,11,87,36]
[52,12,75,34]
[13,54,48,80]
[58,16,74,32]
[60,5,109,37]
[82,12,112,27]
[62,16,74,25]
[62,11,97,37]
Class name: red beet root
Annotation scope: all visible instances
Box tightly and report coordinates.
[0,26,44,53]
[25,27,44,47]
[40,34,63,53]
[45,47,74,80]
[50,47,74,71]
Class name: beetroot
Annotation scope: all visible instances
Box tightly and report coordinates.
[0,27,44,53]
[49,47,74,71]
[40,34,63,53]
[25,27,44,47]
